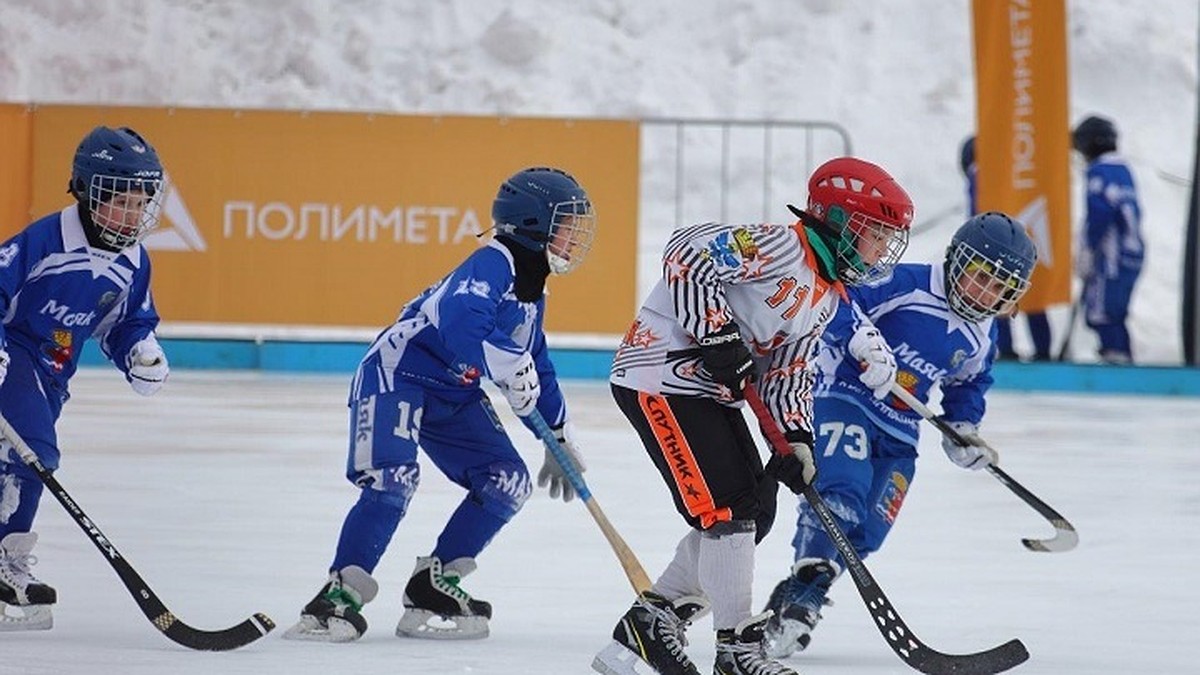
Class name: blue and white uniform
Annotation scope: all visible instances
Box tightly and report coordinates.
[1079,152,1143,361]
[0,206,160,536]
[333,238,565,573]
[792,262,994,561]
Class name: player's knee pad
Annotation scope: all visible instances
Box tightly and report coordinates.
[354,464,420,513]
[470,460,531,522]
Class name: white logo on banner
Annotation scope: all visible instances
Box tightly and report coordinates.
[142,171,207,252]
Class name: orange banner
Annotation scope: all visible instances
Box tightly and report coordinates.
[22,106,638,334]
[972,0,1072,311]
[0,104,33,238]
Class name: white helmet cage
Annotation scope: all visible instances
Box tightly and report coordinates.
[546,199,597,275]
[87,173,166,250]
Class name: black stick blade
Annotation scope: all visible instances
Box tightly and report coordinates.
[862,584,1028,674]
[908,638,1030,675]
[159,612,275,651]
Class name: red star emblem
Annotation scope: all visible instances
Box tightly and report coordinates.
[629,326,659,348]
[704,307,730,331]
[665,252,691,282]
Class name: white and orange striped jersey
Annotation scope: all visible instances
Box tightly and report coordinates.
[611,221,861,437]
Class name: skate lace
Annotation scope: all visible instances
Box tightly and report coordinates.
[0,550,37,586]
[640,599,690,664]
[719,640,794,675]
[434,573,473,602]
[323,584,364,612]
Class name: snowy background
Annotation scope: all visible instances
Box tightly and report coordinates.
[1,0,1197,363]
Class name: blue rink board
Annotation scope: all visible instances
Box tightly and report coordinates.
[79,339,1200,396]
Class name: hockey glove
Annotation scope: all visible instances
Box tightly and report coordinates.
[538,423,586,503]
[765,430,817,494]
[848,325,896,399]
[940,421,997,470]
[698,323,757,399]
[0,348,8,389]
[500,352,541,417]
[127,337,169,396]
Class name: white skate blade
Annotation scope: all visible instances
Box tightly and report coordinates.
[763,617,811,658]
[395,608,488,640]
[281,614,362,643]
[0,602,52,632]
[592,640,654,675]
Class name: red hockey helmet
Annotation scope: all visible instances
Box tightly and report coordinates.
[798,157,914,284]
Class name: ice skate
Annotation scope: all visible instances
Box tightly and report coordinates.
[762,558,840,658]
[395,556,491,639]
[714,612,799,675]
[592,591,710,675]
[0,532,56,632]
[283,565,378,642]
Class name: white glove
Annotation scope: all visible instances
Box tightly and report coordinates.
[127,337,169,396]
[940,421,998,470]
[848,325,896,399]
[499,352,540,417]
[0,349,8,388]
[539,423,586,502]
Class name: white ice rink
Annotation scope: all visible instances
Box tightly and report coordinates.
[3,369,1197,674]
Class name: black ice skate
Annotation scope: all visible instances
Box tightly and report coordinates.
[395,555,491,639]
[282,565,378,642]
[714,613,799,675]
[762,557,840,658]
[0,532,56,632]
[591,591,710,675]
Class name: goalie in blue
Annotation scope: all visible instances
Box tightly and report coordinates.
[284,167,598,643]
[762,212,1037,658]
[0,126,170,631]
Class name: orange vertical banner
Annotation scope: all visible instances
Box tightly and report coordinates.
[972,0,1072,311]
[0,104,34,240]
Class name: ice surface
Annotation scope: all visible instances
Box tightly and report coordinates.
[3,369,1196,674]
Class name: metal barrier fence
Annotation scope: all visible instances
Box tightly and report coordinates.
[640,117,853,228]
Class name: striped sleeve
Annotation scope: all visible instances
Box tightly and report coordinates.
[661,222,803,340]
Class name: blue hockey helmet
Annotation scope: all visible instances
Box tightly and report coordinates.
[492,167,597,274]
[944,212,1037,322]
[1071,115,1118,160]
[959,136,975,176]
[70,126,165,250]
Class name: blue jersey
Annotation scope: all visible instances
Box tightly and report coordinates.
[1081,153,1143,278]
[0,206,160,389]
[350,239,567,427]
[816,263,995,446]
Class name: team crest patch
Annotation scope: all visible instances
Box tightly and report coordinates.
[891,370,919,409]
[731,227,760,258]
[41,330,75,373]
[701,229,757,270]
[875,470,909,524]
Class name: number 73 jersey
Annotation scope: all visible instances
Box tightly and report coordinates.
[611,221,847,437]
